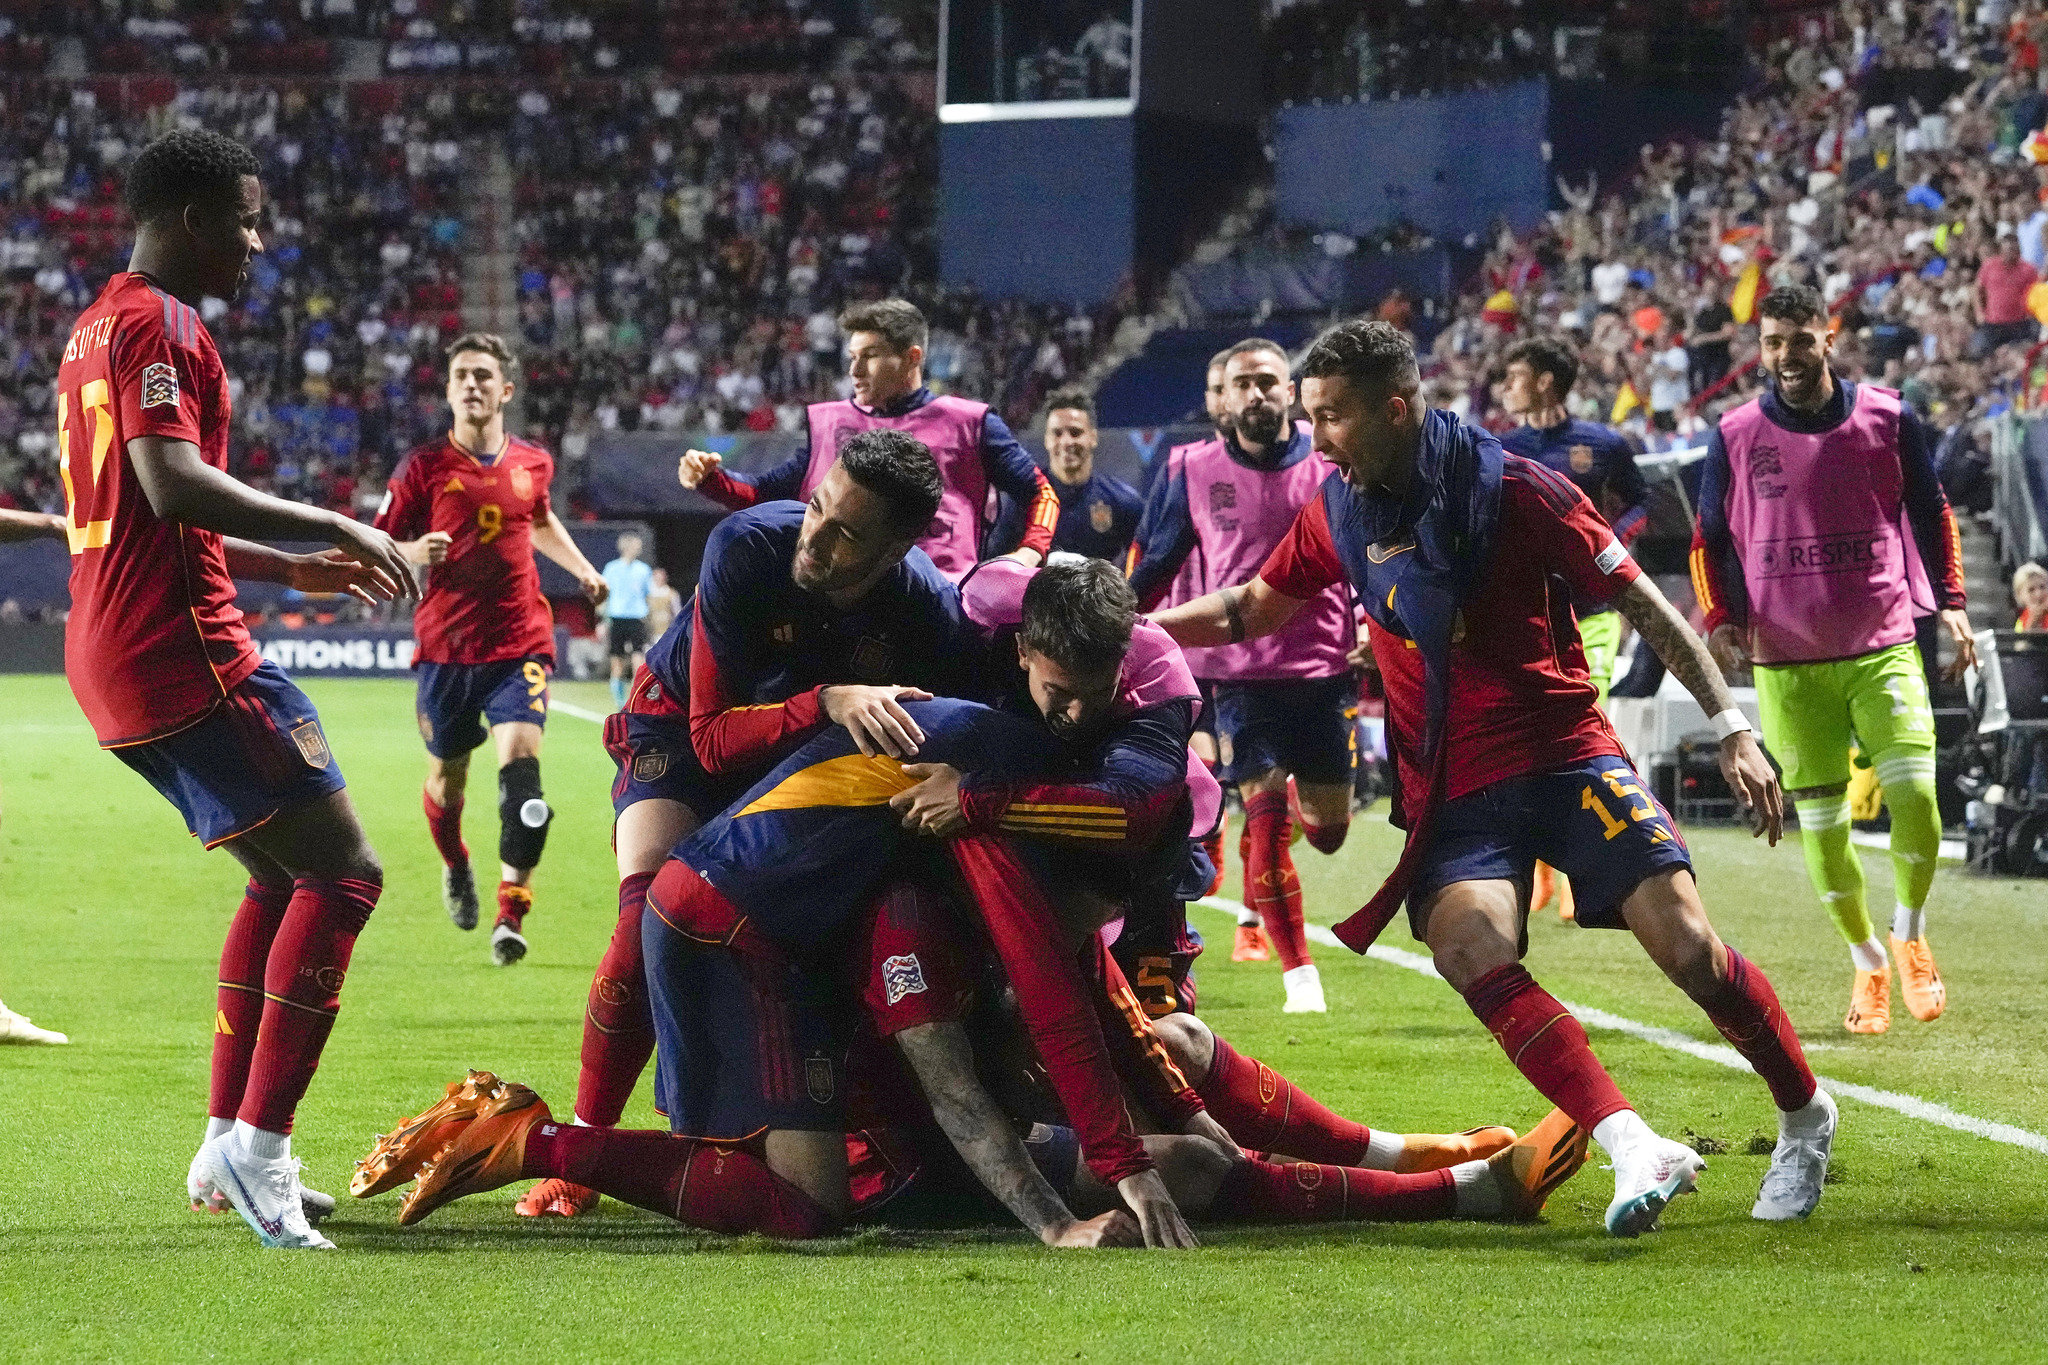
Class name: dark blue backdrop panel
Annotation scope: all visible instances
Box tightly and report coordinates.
[1274,80,1549,241]
[939,116,1134,305]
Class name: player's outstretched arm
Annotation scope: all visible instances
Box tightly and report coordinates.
[1612,575,1783,845]
[127,436,415,599]
[222,539,405,606]
[532,507,609,606]
[1151,579,1306,649]
[894,1022,1140,1249]
[0,509,66,544]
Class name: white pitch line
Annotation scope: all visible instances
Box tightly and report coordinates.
[1192,896,2048,1156]
[549,699,610,724]
[1850,829,1966,862]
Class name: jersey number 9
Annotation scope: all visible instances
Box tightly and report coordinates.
[476,502,504,544]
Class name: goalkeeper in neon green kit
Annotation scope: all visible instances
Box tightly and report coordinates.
[1692,286,1973,1034]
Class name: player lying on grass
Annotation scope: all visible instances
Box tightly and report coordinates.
[357,697,1200,1243]
[1155,320,1836,1238]
[57,129,416,1251]
[541,429,973,1218]
[841,876,1589,1236]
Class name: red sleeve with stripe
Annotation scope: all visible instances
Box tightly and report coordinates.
[1087,935,1205,1127]
[1017,465,1059,559]
[686,593,826,773]
[698,466,762,510]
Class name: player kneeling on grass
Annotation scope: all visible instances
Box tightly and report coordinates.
[355,699,1201,1244]
[57,129,417,1250]
[1155,320,1836,1237]
[846,878,1588,1235]
[374,332,609,965]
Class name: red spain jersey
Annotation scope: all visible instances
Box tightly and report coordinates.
[1259,458,1639,814]
[375,434,556,665]
[59,272,260,747]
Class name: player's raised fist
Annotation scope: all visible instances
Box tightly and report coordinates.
[407,530,453,566]
[678,449,722,489]
[580,570,610,608]
[1044,1210,1142,1249]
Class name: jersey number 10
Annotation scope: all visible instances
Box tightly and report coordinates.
[56,378,116,555]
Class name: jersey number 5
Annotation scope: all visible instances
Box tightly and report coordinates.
[56,378,116,554]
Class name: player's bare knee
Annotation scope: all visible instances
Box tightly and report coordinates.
[1301,819,1350,854]
[1150,1011,1215,1084]
[1146,1134,1234,1209]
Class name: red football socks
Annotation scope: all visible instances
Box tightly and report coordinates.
[497,881,531,931]
[1200,823,1225,898]
[521,1123,834,1238]
[575,871,658,1127]
[1208,1157,1456,1223]
[1244,790,1310,969]
[236,877,379,1134]
[209,880,294,1121]
[1196,1034,1375,1166]
[423,790,468,869]
[1461,963,1632,1130]
[1702,948,1818,1113]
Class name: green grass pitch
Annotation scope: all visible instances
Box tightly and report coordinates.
[3,673,2046,1363]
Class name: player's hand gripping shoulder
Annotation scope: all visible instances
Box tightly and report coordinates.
[677,449,722,488]
[823,684,934,759]
[284,548,408,606]
[1118,1168,1198,1249]
[889,762,964,835]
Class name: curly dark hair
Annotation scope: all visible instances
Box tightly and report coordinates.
[1757,285,1828,327]
[1504,334,1580,400]
[125,128,261,226]
[1298,319,1420,394]
[837,428,944,537]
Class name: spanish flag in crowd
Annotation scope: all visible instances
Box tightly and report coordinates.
[1611,380,1643,424]
[1729,259,1763,325]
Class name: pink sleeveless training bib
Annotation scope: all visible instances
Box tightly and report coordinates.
[1179,425,1351,681]
[805,395,990,581]
[1158,439,1221,680]
[1721,385,1934,666]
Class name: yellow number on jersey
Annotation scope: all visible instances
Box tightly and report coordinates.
[56,378,116,554]
[522,660,548,714]
[476,502,504,544]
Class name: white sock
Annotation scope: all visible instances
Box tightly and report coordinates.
[205,1116,234,1144]
[1361,1128,1406,1171]
[1781,1089,1833,1134]
[233,1119,290,1162]
[1235,904,1260,928]
[1891,903,1925,942]
[1849,936,1888,973]
[1450,1159,1499,1218]
[1591,1109,1655,1162]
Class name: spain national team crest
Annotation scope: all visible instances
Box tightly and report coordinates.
[291,720,332,770]
[1568,443,1596,475]
[633,751,669,783]
[882,953,928,1006]
[805,1055,836,1104]
[849,636,893,683]
[509,465,533,501]
[1089,499,1114,534]
[140,362,179,410]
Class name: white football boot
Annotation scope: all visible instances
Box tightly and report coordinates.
[1753,1089,1837,1222]
[1604,1135,1706,1237]
[189,1133,336,1250]
[0,1001,67,1045]
[189,1141,336,1223]
[1281,963,1327,1013]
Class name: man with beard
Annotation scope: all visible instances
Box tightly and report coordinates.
[1126,340,1357,1013]
[1693,285,1970,1036]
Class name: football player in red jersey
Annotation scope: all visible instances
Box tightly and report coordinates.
[56,129,414,1250]
[375,333,607,965]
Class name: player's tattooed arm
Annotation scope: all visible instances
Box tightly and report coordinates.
[1150,579,1306,648]
[893,1022,1139,1249]
[1612,575,1784,844]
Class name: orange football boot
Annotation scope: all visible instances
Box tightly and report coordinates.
[1396,1124,1519,1173]
[352,1069,502,1198]
[1231,924,1272,962]
[400,1080,552,1225]
[516,1178,600,1218]
[1891,934,1946,1022]
[1531,862,1558,913]
[1844,968,1891,1034]
[1556,875,1576,923]
[1489,1109,1590,1220]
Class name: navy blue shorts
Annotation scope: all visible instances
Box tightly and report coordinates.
[603,710,741,821]
[115,662,347,848]
[642,869,849,1139]
[1407,754,1693,934]
[414,656,549,758]
[1212,676,1357,786]
[1193,678,1218,744]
